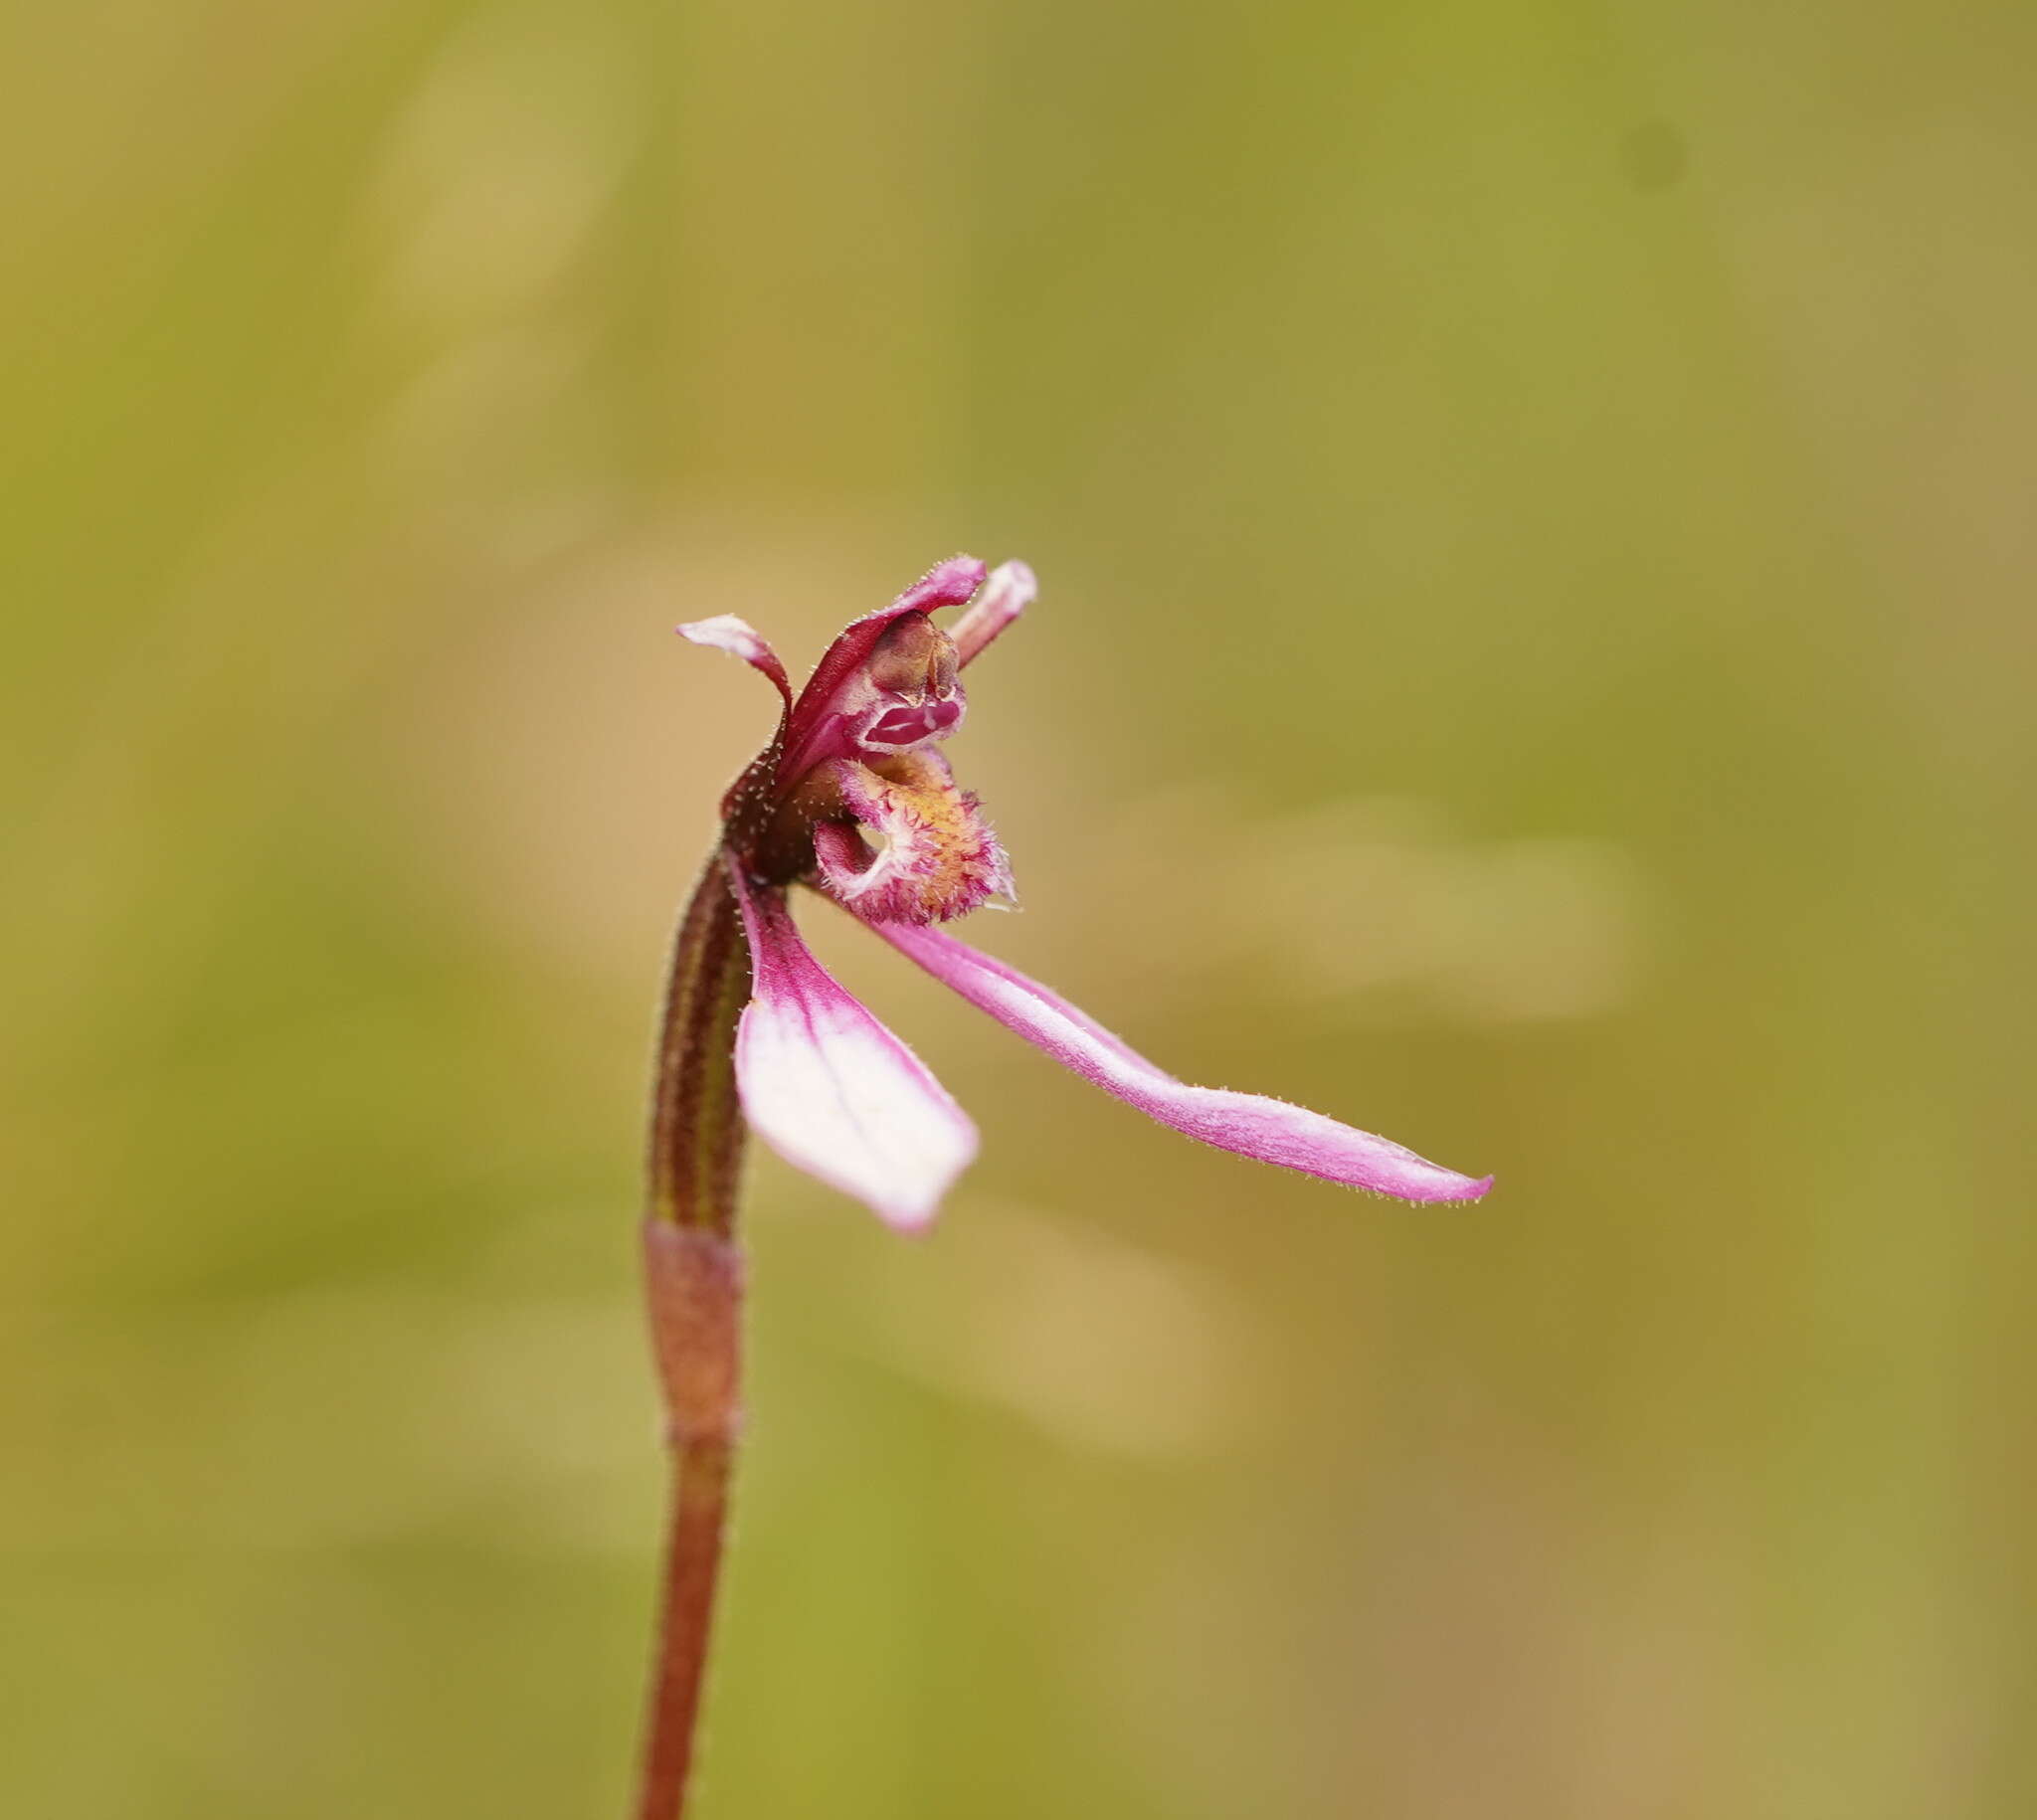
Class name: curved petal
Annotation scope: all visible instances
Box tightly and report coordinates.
[949,559,1036,668]
[677,614,794,710]
[864,920,1492,1204]
[725,860,977,1230]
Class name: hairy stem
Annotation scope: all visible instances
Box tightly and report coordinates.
[636,854,751,1820]
[648,854,752,1232]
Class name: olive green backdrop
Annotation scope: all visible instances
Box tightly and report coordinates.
[4,2,2031,1815]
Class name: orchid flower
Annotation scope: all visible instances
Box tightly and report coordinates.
[673,554,1490,1229]
[633,556,1490,1820]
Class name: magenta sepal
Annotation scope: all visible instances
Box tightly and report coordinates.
[723,858,977,1231]
[866,918,1493,1204]
[774,557,987,788]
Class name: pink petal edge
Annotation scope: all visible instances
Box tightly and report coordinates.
[725,859,978,1230]
[865,919,1493,1204]
[677,615,794,708]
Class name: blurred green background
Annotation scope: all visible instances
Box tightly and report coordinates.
[5,2,2032,1815]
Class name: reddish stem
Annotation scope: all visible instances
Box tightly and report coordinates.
[648,856,751,1229]
[635,856,752,1820]
[636,1439,733,1817]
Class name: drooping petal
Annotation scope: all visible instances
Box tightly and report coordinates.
[725,859,977,1230]
[949,559,1036,668]
[864,921,1493,1203]
[776,556,987,787]
[677,614,794,710]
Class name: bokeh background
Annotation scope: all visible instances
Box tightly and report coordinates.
[5,2,2033,1815]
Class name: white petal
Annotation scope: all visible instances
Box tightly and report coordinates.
[727,864,976,1229]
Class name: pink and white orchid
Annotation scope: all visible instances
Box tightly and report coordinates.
[675,555,1491,1231]
[633,556,1492,1819]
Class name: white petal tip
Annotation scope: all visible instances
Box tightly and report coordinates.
[951,558,1038,667]
[869,1191,952,1236]
[1390,1172,1494,1206]
[678,613,764,655]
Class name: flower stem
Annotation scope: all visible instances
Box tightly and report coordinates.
[648,854,752,1232]
[636,855,752,1820]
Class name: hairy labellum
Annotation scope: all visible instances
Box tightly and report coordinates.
[810,752,1012,924]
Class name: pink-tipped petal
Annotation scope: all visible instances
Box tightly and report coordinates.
[726,860,977,1230]
[865,921,1492,1204]
[678,615,794,709]
[949,559,1036,668]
